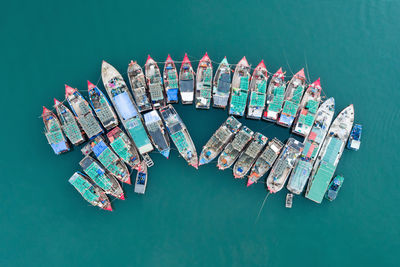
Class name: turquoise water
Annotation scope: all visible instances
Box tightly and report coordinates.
[1,0,399,266]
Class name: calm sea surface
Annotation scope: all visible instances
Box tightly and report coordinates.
[1,0,399,266]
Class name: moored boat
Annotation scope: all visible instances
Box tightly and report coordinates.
[247,138,283,187]
[292,78,322,136]
[247,60,268,119]
[101,61,154,156]
[106,126,141,169]
[347,124,362,151]
[217,126,254,170]
[54,99,85,146]
[179,53,195,104]
[163,55,179,103]
[79,155,125,199]
[325,175,344,201]
[42,106,70,154]
[145,55,166,108]
[65,85,103,139]
[198,116,242,166]
[228,57,251,116]
[305,104,354,203]
[144,110,170,158]
[134,162,148,194]
[286,98,335,194]
[87,81,119,130]
[277,69,306,127]
[68,172,112,211]
[266,138,304,193]
[195,52,213,109]
[82,135,131,184]
[285,193,293,208]
[160,104,198,168]
[212,57,231,108]
[127,61,152,112]
[233,132,268,178]
[262,68,286,121]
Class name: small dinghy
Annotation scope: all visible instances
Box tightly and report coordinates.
[43,106,70,154]
[134,162,148,194]
[347,124,362,151]
[179,53,195,104]
[285,193,293,208]
[325,175,344,201]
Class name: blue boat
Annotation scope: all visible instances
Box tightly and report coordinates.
[325,175,344,201]
[347,124,362,151]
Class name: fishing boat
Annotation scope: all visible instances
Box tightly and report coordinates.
[285,193,293,208]
[87,81,119,130]
[292,78,322,136]
[305,105,354,203]
[42,106,70,154]
[82,136,131,184]
[229,57,251,116]
[212,57,231,108]
[79,155,125,200]
[160,104,198,168]
[286,98,335,194]
[247,60,268,119]
[134,162,148,194]
[233,132,268,178]
[101,61,154,156]
[266,138,304,193]
[163,55,179,103]
[54,99,85,146]
[247,138,283,187]
[145,56,166,108]
[179,53,195,104]
[325,175,344,201]
[195,52,213,109]
[65,85,103,139]
[106,126,141,169]
[198,116,242,166]
[262,68,286,121]
[347,124,362,151]
[127,61,152,112]
[217,126,254,170]
[277,69,306,127]
[144,110,170,158]
[69,172,112,211]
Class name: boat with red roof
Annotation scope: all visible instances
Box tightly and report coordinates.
[179,53,195,104]
[163,55,179,103]
[195,52,213,109]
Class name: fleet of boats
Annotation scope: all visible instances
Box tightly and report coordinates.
[41,54,361,211]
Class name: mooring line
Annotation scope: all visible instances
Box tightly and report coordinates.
[255,192,270,224]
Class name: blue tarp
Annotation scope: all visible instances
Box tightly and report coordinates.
[51,142,69,154]
[167,88,179,102]
[113,92,138,120]
[92,141,107,157]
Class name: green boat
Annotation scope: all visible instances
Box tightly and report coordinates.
[277,69,306,127]
[80,155,125,199]
[247,60,268,119]
[229,57,251,116]
[82,136,131,184]
[145,55,167,108]
[42,106,70,154]
[292,78,322,137]
[262,68,286,122]
[54,98,85,146]
[69,172,112,211]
